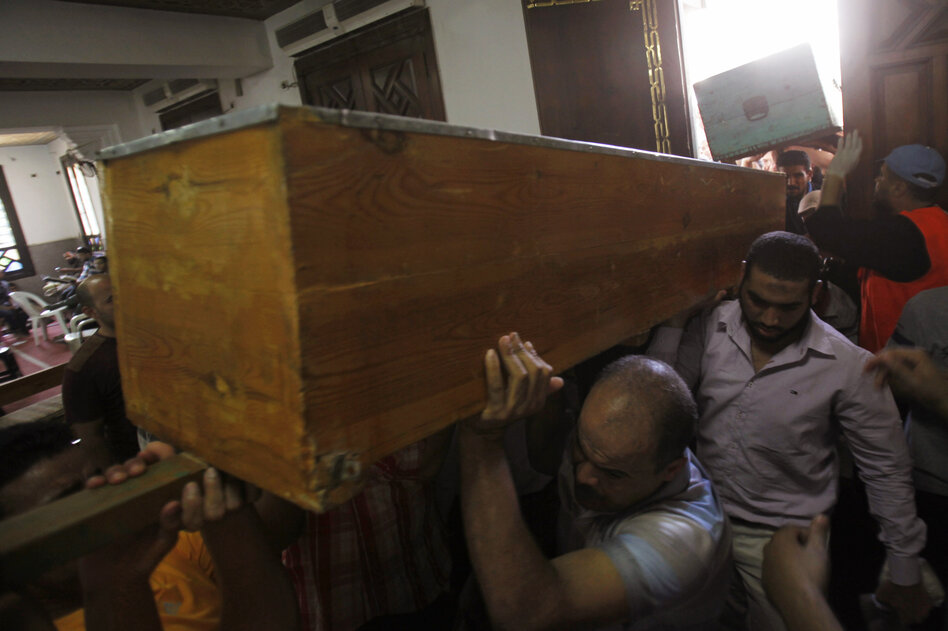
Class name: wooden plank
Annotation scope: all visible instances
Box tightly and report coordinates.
[101,105,783,512]
[0,363,66,408]
[0,453,206,589]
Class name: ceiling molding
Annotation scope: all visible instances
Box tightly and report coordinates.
[57,0,301,20]
[0,78,149,91]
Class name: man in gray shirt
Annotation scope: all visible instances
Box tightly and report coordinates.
[461,333,731,630]
[650,231,930,629]
[884,286,948,629]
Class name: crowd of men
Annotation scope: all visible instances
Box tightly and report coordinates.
[0,132,946,631]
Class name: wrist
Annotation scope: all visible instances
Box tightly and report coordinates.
[459,420,507,443]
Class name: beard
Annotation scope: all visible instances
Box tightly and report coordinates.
[738,286,810,347]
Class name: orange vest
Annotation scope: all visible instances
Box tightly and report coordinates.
[859,206,948,352]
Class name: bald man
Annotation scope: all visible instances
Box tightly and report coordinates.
[62,274,138,461]
[460,333,731,630]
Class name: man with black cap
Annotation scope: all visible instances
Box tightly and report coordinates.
[805,131,948,352]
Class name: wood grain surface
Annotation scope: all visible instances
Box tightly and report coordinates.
[0,453,206,589]
[103,106,782,511]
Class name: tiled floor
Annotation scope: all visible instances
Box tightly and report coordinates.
[1,320,73,413]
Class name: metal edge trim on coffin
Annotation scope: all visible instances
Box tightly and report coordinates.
[96,104,772,178]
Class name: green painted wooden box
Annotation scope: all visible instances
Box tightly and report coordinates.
[694,44,842,161]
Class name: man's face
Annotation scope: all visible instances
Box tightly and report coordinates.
[89,278,115,330]
[77,251,92,263]
[778,165,812,198]
[873,163,900,216]
[571,385,669,513]
[739,266,814,346]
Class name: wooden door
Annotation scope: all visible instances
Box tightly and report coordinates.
[295,8,446,121]
[839,0,948,216]
[522,0,692,156]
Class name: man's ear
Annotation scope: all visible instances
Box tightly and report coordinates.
[739,261,747,284]
[661,456,687,482]
[81,305,95,319]
[811,280,824,307]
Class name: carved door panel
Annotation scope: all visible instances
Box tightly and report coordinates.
[296,8,446,121]
[303,68,367,111]
[839,0,948,216]
[522,0,692,156]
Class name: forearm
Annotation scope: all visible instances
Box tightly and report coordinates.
[772,584,843,631]
[80,579,162,631]
[805,207,929,280]
[202,506,300,631]
[846,429,924,582]
[460,425,562,631]
[819,173,845,209]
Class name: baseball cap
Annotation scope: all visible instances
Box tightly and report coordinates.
[883,144,945,189]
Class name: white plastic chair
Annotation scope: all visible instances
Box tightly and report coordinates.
[65,314,99,354]
[9,291,70,345]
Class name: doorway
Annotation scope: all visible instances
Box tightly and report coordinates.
[678,0,842,162]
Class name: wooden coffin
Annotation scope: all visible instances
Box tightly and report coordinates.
[100,105,782,511]
[695,43,843,161]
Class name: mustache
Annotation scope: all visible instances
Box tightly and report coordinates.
[574,482,600,503]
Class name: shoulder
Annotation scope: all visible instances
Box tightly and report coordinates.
[66,333,108,373]
[603,460,728,574]
[903,286,948,315]
[698,299,738,337]
[810,313,870,363]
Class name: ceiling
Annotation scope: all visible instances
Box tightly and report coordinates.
[2,0,299,92]
[58,0,300,21]
[0,131,61,147]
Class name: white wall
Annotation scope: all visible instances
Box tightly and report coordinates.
[0,143,82,245]
[0,91,146,147]
[427,0,540,135]
[1,2,540,145]
[0,0,271,81]
[132,5,305,137]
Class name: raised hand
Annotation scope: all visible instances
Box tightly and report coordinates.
[467,332,564,439]
[825,130,863,179]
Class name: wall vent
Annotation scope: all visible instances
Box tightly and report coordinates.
[139,79,219,113]
[275,0,424,56]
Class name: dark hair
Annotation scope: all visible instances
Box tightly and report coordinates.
[744,231,821,288]
[594,355,697,471]
[0,419,75,517]
[76,246,91,254]
[777,150,811,171]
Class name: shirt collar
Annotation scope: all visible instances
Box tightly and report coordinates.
[718,299,837,362]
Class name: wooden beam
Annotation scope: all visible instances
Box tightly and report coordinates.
[0,363,66,408]
[0,453,206,589]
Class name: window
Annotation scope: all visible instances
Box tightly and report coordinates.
[63,159,102,249]
[0,166,35,280]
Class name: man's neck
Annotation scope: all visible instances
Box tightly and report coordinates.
[745,320,808,370]
[97,326,116,338]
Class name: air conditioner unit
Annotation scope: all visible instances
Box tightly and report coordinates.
[276,0,424,57]
[140,79,219,113]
